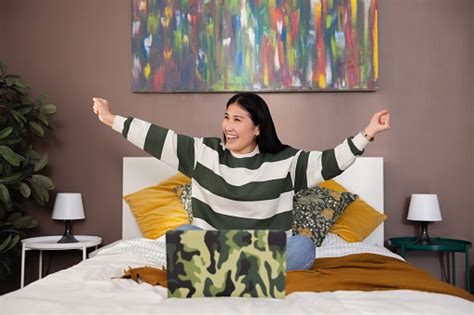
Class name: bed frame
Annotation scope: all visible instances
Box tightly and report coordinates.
[122,157,384,246]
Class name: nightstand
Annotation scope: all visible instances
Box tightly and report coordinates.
[388,237,471,291]
[21,235,102,288]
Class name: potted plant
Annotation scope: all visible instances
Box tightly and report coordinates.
[0,61,56,281]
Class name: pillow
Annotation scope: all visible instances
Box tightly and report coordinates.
[319,179,387,242]
[320,232,348,247]
[173,183,193,222]
[292,186,357,246]
[123,172,191,239]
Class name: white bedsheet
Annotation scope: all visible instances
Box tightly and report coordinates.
[1,236,472,315]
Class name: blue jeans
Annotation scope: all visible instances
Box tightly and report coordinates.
[175,224,315,271]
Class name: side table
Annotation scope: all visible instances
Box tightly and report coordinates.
[388,237,471,292]
[21,235,102,288]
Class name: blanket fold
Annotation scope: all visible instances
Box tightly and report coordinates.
[118,253,473,301]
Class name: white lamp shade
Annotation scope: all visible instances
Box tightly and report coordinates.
[52,193,85,220]
[407,194,442,222]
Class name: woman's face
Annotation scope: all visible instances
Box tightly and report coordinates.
[222,103,260,154]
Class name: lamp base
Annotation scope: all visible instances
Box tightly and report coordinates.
[57,234,79,243]
[414,221,433,245]
[57,220,79,243]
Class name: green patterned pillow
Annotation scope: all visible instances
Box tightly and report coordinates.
[173,183,193,222]
[292,186,358,246]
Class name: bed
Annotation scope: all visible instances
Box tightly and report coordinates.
[1,157,472,314]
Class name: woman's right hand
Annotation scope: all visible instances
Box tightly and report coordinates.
[92,97,115,127]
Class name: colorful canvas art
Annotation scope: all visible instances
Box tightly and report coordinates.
[132,0,378,92]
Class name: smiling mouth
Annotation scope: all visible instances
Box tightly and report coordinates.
[226,135,238,143]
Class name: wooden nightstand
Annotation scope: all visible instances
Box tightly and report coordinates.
[388,237,471,292]
[21,235,102,288]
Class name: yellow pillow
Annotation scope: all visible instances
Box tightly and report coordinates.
[123,172,192,239]
[319,179,387,242]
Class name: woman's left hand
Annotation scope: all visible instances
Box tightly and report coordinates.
[364,109,390,138]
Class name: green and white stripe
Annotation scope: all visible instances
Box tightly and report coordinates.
[113,115,368,233]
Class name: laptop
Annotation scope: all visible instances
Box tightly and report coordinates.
[166,229,286,298]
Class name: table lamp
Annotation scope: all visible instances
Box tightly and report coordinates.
[407,194,442,244]
[52,193,85,243]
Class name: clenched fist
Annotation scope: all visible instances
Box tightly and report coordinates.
[92,97,115,127]
[364,109,391,139]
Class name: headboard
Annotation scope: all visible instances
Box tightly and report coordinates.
[122,157,384,246]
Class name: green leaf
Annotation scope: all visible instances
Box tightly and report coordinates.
[37,113,49,126]
[0,138,22,146]
[0,261,12,279]
[19,182,31,198]
[39,104,56,115]
[7,212,21,223]
[0,172,22,184]
[28,148,43,160]
[29,180,49,205]
[11,110,26,128]
[0,127,13,140]
[13,216,33,229]
[0,146,20,166]
[5,198,12,211]
[5,77,15,87]
[9,77,27,89]
[23,97,34,106]
[16,104,33,116]
[1,162,12,177]
[1,61,7,76]
[0,229,24,239]
[25,219,38,229]
[36,91,48,105]
[29,121,44,137]
[0,234,19,253]
[0,165,33,184]
[31,174,54,190]
[4,234,20,252]
[0,183,10,203]
[16,153,27,163]
[0,224,13,233]
[33,154,48,172]
[0,235,12,252]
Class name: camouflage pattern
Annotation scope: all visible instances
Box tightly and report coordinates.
[166,230,286,298]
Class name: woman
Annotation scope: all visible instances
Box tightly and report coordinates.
[92,93,390,271]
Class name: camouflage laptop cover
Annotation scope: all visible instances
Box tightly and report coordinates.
[166,230,286,298]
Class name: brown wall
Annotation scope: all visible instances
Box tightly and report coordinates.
[470,0,474,291]
[1,0,472,293]
[0,1,6,59]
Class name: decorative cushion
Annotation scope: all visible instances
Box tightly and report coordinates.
[319,180,387,242]
[173,183,193,222]
[292,186,357,246]
[123,172,191,239]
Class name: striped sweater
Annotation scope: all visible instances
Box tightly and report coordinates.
[113,115,369,234]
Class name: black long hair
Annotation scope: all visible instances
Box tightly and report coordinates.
[225,93,287,154]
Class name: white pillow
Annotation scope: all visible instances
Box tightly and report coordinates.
[319,232,348,247]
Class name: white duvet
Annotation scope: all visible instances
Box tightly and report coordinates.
[1,234,472,315]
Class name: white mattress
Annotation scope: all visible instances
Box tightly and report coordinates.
[1,235,472,314]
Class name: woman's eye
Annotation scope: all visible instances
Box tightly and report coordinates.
[235,118,241,122]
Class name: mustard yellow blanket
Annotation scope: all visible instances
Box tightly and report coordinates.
[119,253,473,302]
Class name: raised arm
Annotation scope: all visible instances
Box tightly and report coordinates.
[92,97,201,177]
[293,109,390,190]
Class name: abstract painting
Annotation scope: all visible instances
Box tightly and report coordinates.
[132,0,378,92]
